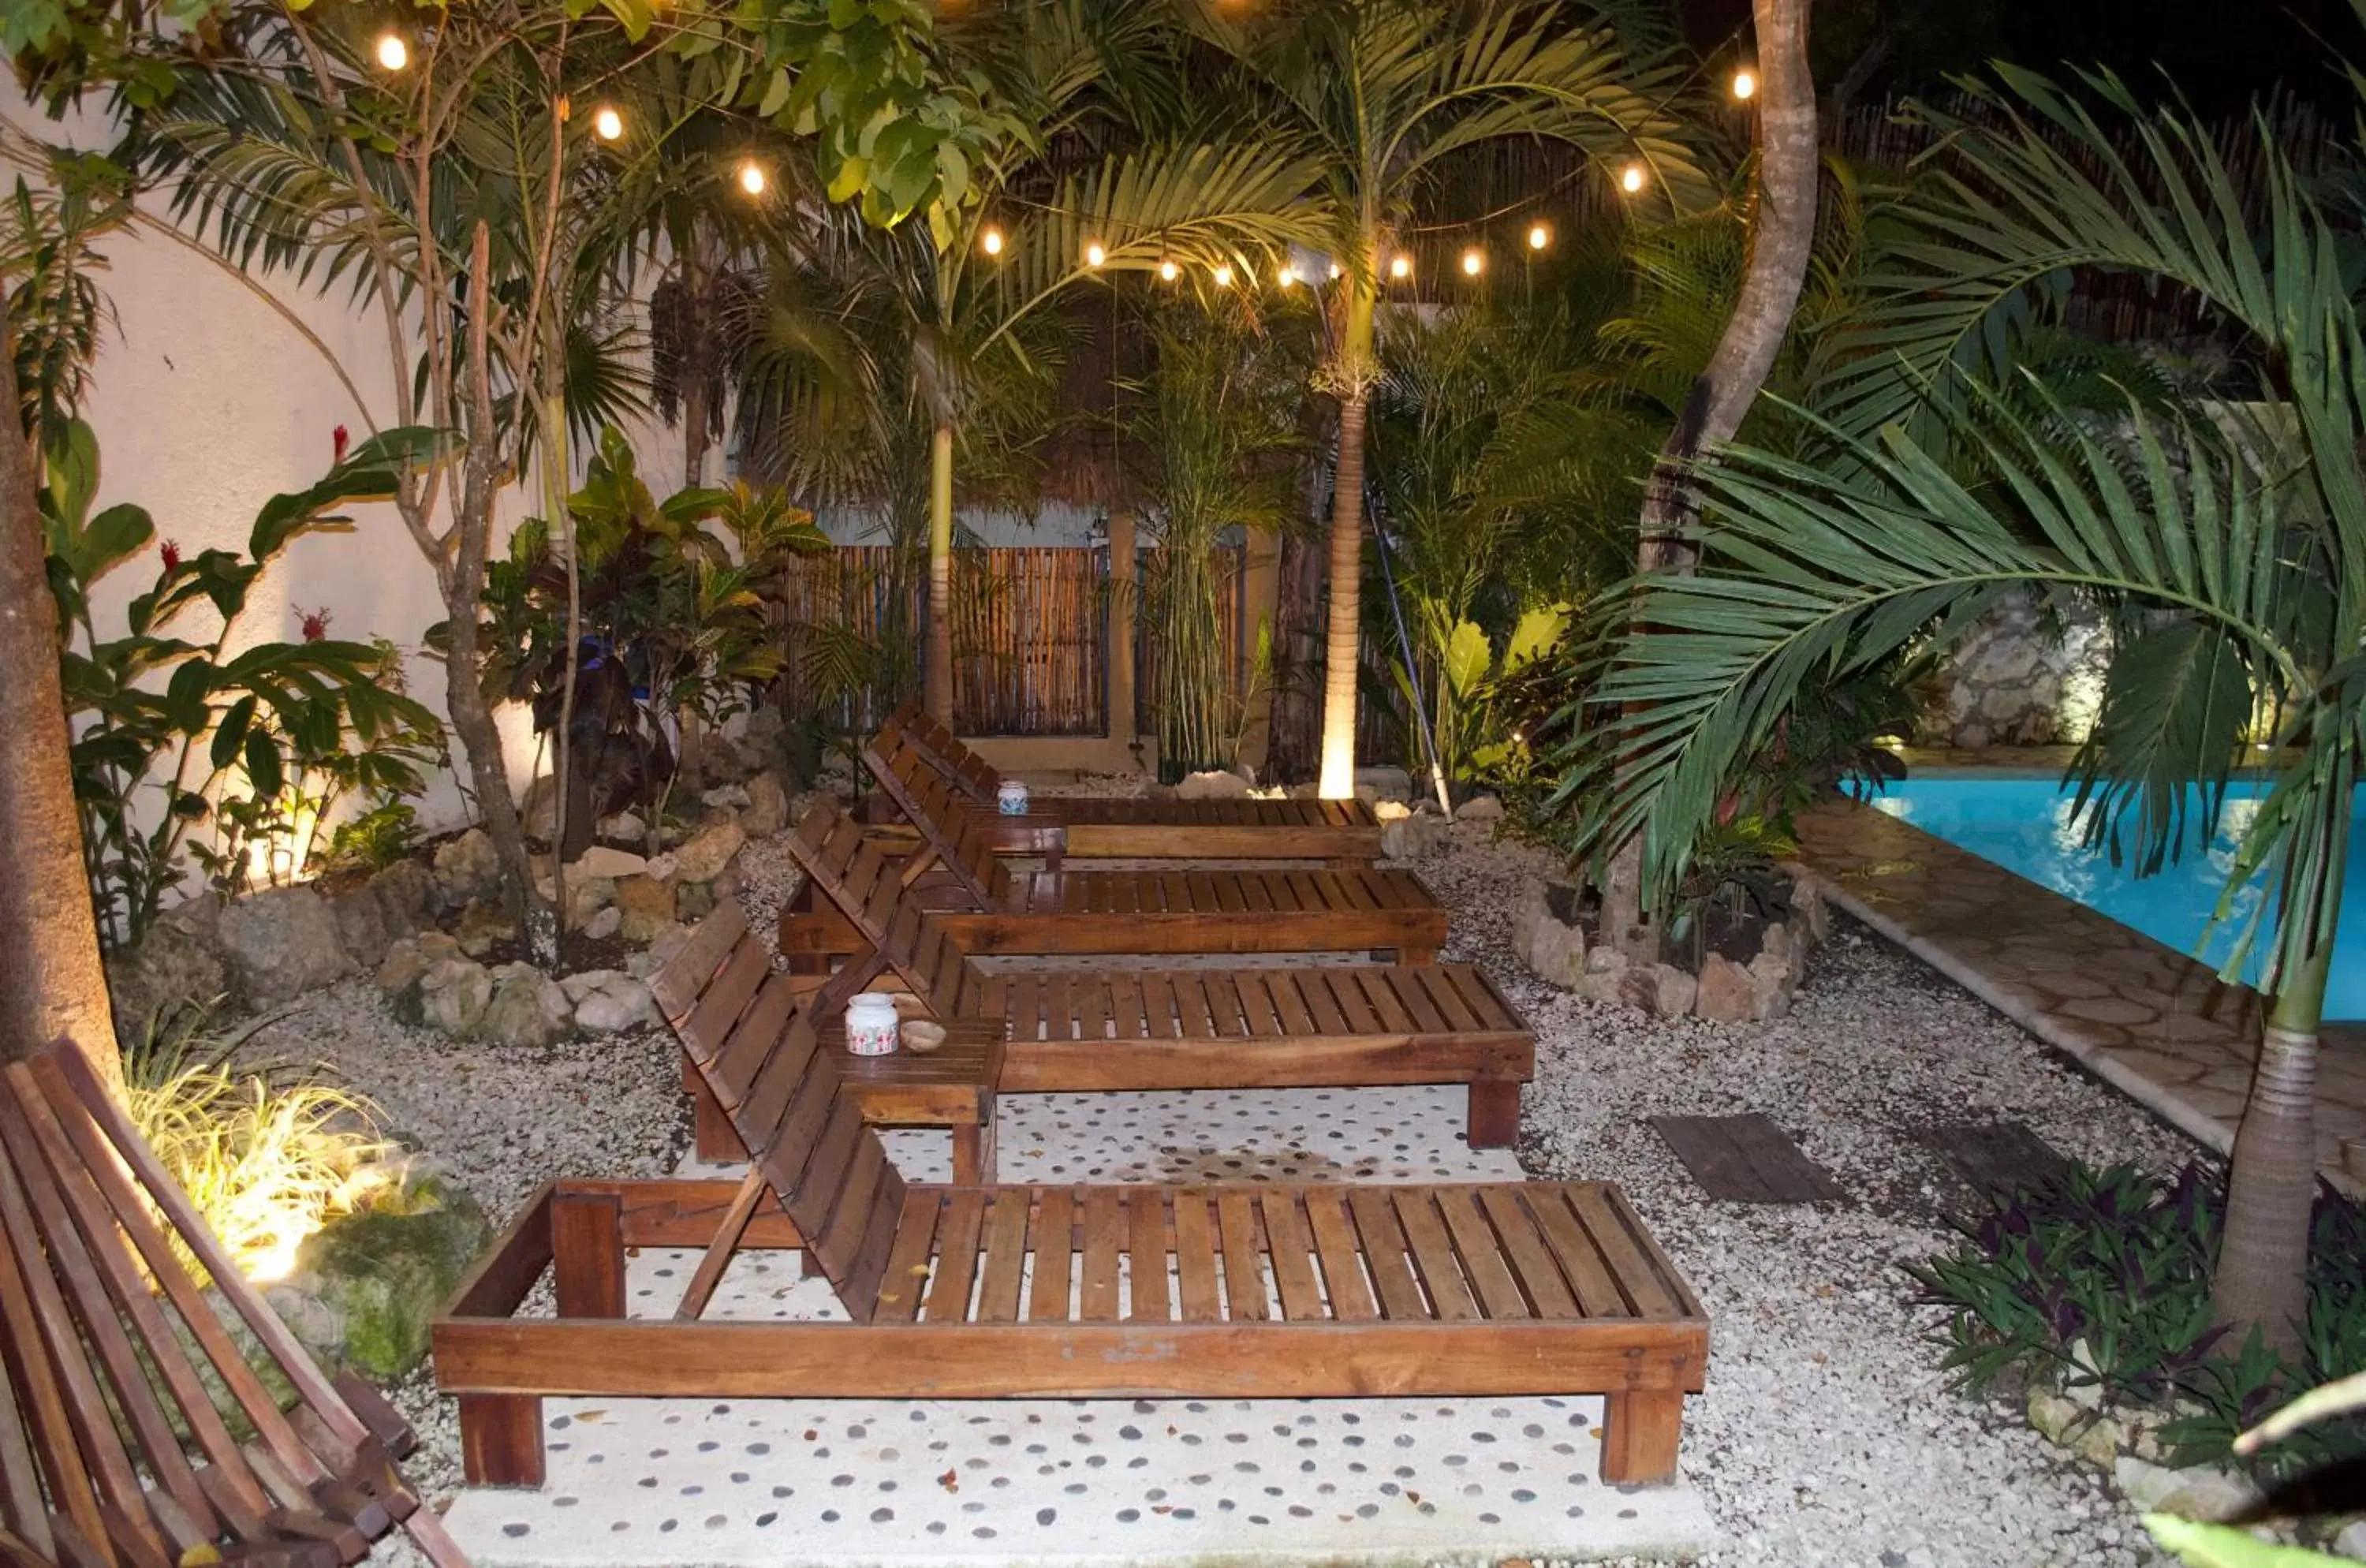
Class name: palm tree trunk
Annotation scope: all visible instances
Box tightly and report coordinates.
[1316,278,1379,800]
[1602,0,1817,960]
[0,342,120,1091]
[2214,944,2331,1355]
[925,422,956,724]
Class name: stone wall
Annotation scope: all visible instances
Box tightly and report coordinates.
[1923,588,2113,749]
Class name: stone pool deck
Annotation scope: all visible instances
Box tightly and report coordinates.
[1793,796,2366,1189]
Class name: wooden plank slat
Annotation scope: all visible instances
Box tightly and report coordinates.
[972,1192,1032,1323]
[1390,1189,1479,1321]
[1649,1114,1845,1204]
[1300,1189,1378,1323]
[1079,1191,1123,1322]
[1345,1188,1431,1321]
[921,1192,987,1323]
[1027,1190,1074,1323]
[1127,1194,1170,1323]
[1259,1193,1328,1322]
[1170,1193,1221,1323]
[1215,1192,1270,1321]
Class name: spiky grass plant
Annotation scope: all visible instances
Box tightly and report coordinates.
[121,1002,391,1285]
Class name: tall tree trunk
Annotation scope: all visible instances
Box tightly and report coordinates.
[924,422,956,724]
[1315,277,1379,801]
[0,342,120,1090]
[1600,0,1818,960]
[2214,945,2330,1354]
[674,245,714,792]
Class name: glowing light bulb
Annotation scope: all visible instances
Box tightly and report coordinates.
[1527,222,1550,251]
[1213,263,1233,287]
[1389,254,1412,280]
[981,226,1004,256]
[1084,241,1106,267]
[593,105,624,141]
[1328,262,1342,280]
[1461,248,1483,277]
[737,160,767,196]
[1619,162,1648,195]
[1158,259,1179,282]
[374,32,409,70]
[1731,68,1757,101]
[1278,264,1300,287]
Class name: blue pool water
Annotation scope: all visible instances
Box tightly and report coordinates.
[1865,775,2366,1021]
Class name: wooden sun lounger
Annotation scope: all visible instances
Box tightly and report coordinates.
[778,796,1446,967]
[868,706,1385,863]
[432,938,1707,1495]
[0,1042,468,1568]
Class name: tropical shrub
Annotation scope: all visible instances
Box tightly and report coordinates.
[121,1003,390,1286]
[43,420,443,948]
[1909,1161,2366,1478]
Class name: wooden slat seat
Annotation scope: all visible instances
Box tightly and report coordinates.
[435,937,1707,1496]
[866,708,1384,863]
[0,1043,469,1568]
[747,812,1527,1144]
[778,795,1446,967]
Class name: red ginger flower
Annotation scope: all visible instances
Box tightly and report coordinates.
[333,424,350,464]
[299,607,332,643]
[159,539,182,571]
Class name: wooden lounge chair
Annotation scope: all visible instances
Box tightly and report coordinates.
[778,796,1447,967]
[693,857,1527,1159]
[431,932,1708,1495]
[867,706,1385,863]
[0,1041,468,1568]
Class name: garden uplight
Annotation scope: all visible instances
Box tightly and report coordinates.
[1389,254,1412,280]
[1461,247,1484,276]
[737,159,767,196]
[374,32,409,70]
[981,226,1005,256]
[593,105,625,141]
[1731,68,1757,101]
[1619,162,1648,195]
[1085,241,1106,267]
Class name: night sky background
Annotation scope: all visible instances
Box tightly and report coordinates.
[1677,0,2356,111]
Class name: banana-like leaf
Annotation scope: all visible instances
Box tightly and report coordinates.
[2144,1516,2350,1568]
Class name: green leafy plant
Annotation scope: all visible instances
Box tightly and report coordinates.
[1908,1161,2366,1478]
[121,1002,391,1286]
[43,419,443,948]
[323,796,421,875]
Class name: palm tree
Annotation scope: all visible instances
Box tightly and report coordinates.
[1182,0,1706,797]
[1571,73,2364,1352]
[741,0,1323,724]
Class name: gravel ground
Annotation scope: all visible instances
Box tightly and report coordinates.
[259,816,2207,1566]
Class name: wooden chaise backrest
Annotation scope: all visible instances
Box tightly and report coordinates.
[883,702,999,801]
[651,905,910,1319]
[861,734,1041,908]
[779,802,980,1017]
[0,1043,466,1568]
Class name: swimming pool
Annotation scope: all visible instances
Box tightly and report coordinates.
[1864,775,2366,1021]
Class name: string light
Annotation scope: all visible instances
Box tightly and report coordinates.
[1278,264,1301,287]
[1731,68,1757,101]
[1084,241,1106,267]
[1212,263,1233,287]
[1528,222,1551,251]
[1461,247,1484,277]
[1618,162,1648,195]
[1389,254,1412,280]
[1158,259,1179,282]
[981,226,1004,256]
[592,105,624,141]
[374,32,409,70]
[737,159,767,196]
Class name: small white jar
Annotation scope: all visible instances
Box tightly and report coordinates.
[845,993,901,1056]
[997,780,1030,816]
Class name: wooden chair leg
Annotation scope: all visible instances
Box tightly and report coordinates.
[458,1395,545,1488]
[685,1054,748,1163]
[676,1170,767,1322]
[1466,1079,1521,1148]
[550,1191,625,1320]
[1598,1389,1683,1485]
[950,1104,996,1186]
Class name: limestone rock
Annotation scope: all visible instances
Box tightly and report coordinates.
[625,921,693,980]
[594,812,645,847]
[564,874,616,928]
[1353,766,1413,804]
[614,875,677,944]
[2333,1518,2366,1560]
[701,782,752,812]
[1695,953,1756,1024]
[582,905,622,942]
[283,1175,491,1378]
[2071,1415,2125,1470]
[676,880,716,921]
[431,829,502,909]
[643,850,681,883]
[2027,1389,2083,1447]
[1371,800,1411,823]
[1623,962,1699,1017]
[521,774,558,842]
[476,962,573,1047]
[218,886,355,1004]
[2114,1455,2260,1523]
[1379,812,1453,859]
[575,845,648,881]
[741,771,791,838]
[412,958,492,1036]
[453,898,516,958]
[700,731,755,784]
[569,971,658,1033]
[1455,793,1506,823]
[673,819,747,886]
[1176,770,1251,801]
[1512,880,1587,988]
[105,902,227,1040]
[375,931,462,999]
